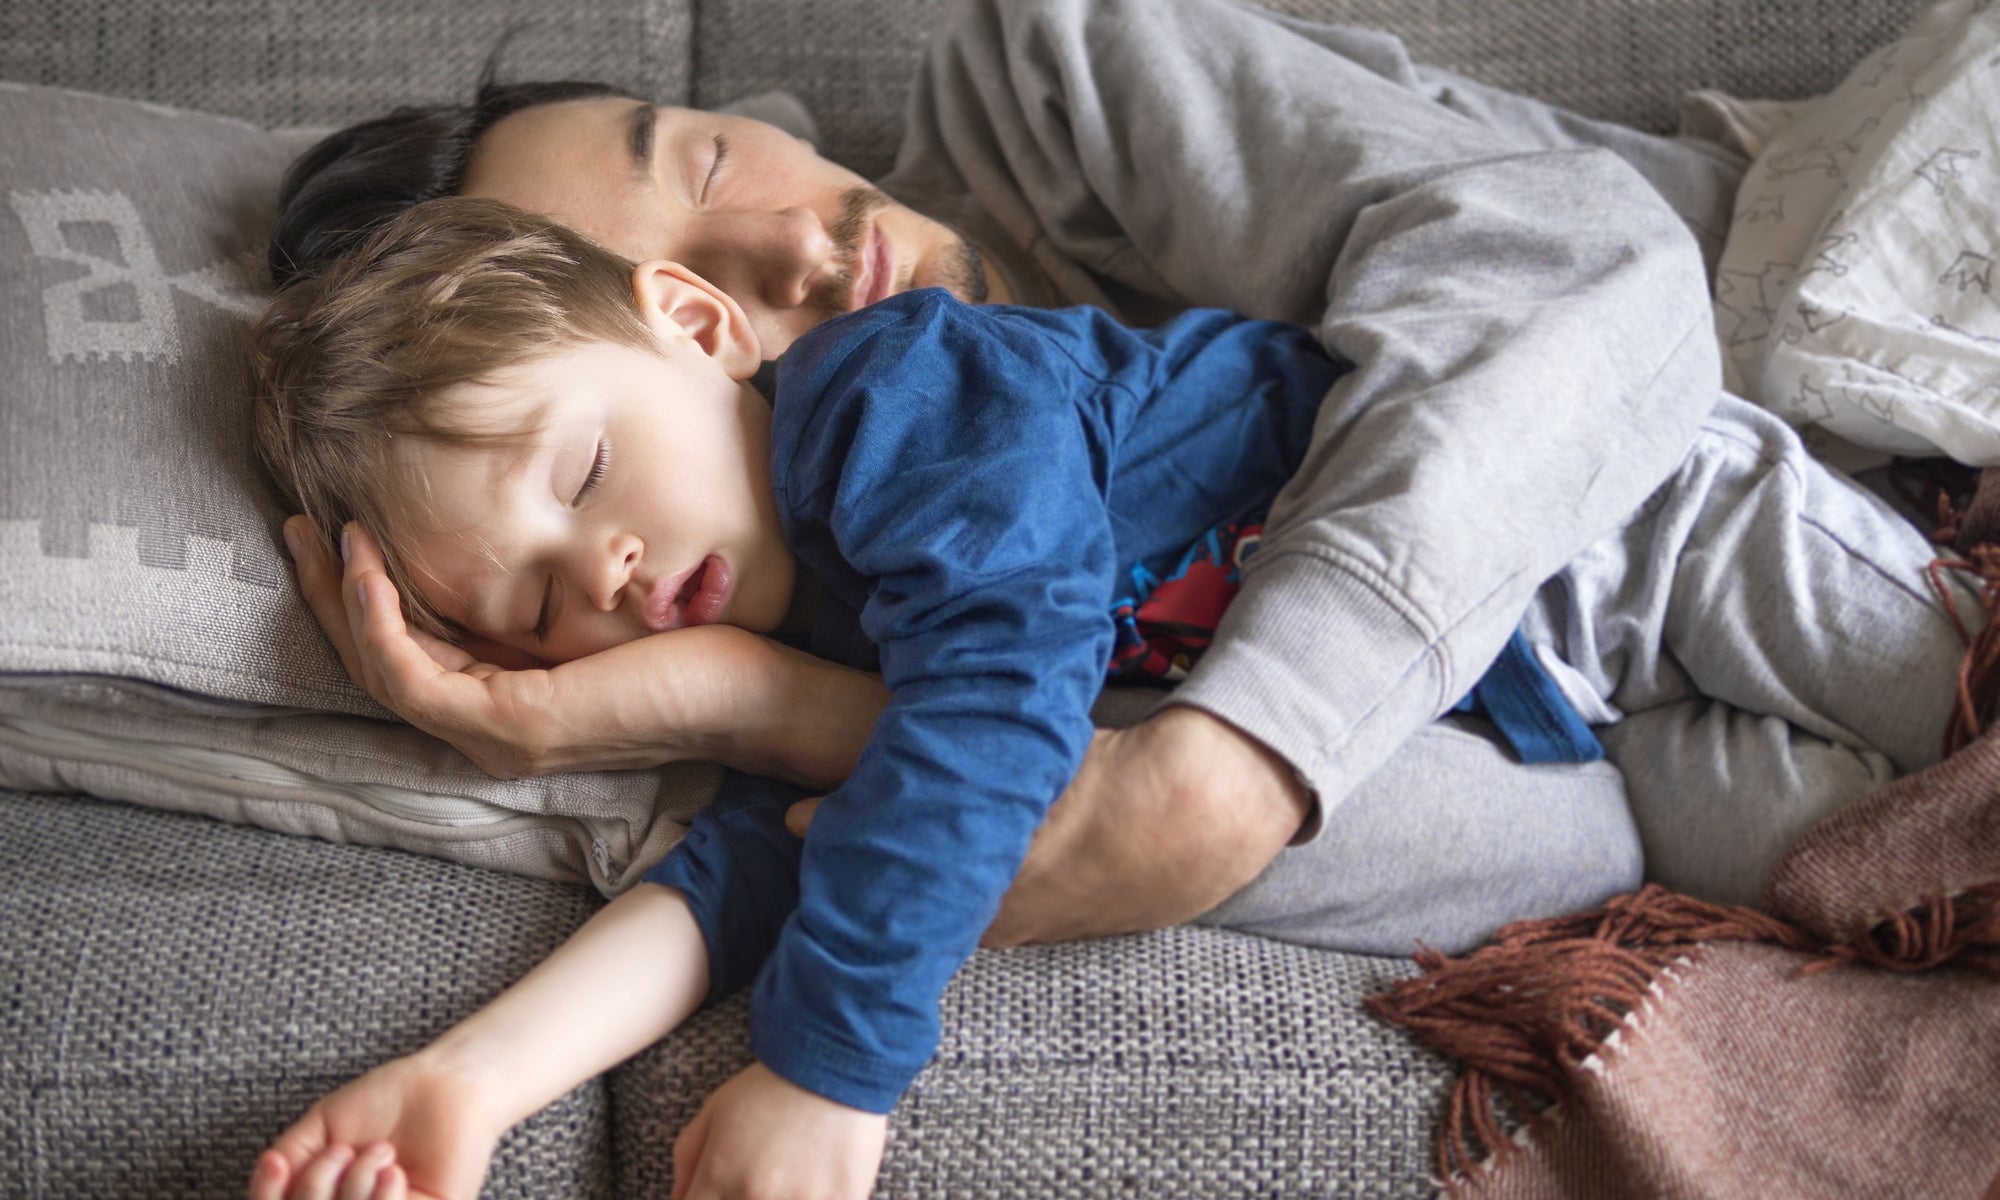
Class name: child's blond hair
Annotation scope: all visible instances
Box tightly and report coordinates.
[250,196,653,638]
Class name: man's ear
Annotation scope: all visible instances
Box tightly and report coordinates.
[630,260,764,379]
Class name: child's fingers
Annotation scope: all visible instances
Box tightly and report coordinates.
[249,1149,292,1200]
[336,1143,395,1200]
[290,1144,357,1200]
[370,1163,409,1200]
[670,1108,712,1200]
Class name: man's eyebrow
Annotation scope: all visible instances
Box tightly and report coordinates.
[625,101,656,176]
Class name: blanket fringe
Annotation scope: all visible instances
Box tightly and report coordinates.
[1917,464,2000,755]
[1366,882,2000,1183]
[1808,880,2000,976]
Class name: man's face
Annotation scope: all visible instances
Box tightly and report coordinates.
[390,337,797,666]
[460,97,994,355]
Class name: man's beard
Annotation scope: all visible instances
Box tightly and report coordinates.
[820,186,990,318]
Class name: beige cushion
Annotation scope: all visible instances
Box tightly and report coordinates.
[0,82,716,891]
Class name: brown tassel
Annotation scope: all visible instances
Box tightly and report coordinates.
[1367,882,2000,1181]
[1920,465,2000,756]
[1364,886,1815,1179]
[1804,881,2000,976]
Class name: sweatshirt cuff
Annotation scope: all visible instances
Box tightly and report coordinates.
[1168,548,1451,842]
[749,1005,916,1115]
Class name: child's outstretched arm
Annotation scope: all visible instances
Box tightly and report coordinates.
[285,518,884,789]
[248,883,709,1200]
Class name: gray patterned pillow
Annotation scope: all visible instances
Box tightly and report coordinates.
[0,82,717,889]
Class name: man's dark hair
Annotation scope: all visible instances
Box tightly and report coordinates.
[268,63,638,287]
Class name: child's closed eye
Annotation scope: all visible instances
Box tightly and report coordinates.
[532,577,556,643]
[573,439,611,506]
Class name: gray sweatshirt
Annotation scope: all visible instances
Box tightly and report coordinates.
[878,0,1726,820]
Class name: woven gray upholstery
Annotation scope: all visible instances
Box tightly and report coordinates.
[613,932,1447,1198]
[0,790,610,1200]
[0,0,1927,177]
[1256,0,1930,133]
[0,0,694,126]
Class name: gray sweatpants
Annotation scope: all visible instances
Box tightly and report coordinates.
[1200,395,1978,953]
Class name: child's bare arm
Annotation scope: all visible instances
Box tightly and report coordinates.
[249,883,709,1200]
[286,518,884,788]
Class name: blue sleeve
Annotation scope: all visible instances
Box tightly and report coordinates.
[640,772,807,1003]
[753,302,1117,1112]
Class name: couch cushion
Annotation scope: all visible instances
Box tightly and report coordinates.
[0,0,694,126]
[0,81,722,891]
[691,0,1931,180]
[0,789,612,1199]
[612,927,1449,1197]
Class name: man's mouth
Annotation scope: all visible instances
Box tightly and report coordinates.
[644,556,734,631]
[849,224,895,311]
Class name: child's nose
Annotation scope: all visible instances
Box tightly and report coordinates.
[593,536,643,611]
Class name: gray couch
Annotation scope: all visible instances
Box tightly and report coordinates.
[0,1,1922,1196]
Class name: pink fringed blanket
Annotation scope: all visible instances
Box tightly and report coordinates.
[1369,722,2000,1199]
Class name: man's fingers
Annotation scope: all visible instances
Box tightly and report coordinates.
[454,632,547,672]
[409,625,478,672]
[285,516,368,686]
[783,797,825,837]
[350,571,461,714]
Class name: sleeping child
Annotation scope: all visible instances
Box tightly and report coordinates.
[244,196,1979,1200]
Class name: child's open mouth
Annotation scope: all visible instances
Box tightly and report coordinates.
[647,556,733,630]
[682,555,733,626]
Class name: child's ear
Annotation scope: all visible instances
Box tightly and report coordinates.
[630,260,764,379]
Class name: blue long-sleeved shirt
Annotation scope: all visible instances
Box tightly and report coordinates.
[643,289,1595,1112]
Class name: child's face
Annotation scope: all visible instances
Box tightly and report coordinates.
[388,337,795,665]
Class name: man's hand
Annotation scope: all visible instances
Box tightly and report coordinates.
[671,1064,887,1200]
[285,517,883,787]
[987,706,1311,944]
[787,705,1313,946]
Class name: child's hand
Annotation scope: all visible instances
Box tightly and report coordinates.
[283,517,883,785]
[247,1052,503,1200]
[672,1063,888,1200]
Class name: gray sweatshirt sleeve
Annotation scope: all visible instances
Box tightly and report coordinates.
[882,0,1722,816]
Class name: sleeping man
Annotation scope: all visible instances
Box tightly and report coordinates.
[244,189,1976,1199]
[267,0,1756,955]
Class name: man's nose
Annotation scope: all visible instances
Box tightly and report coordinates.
[699,207,835,309]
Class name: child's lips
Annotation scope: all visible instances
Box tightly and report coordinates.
[643,556,733,631]
[685,556,733,626]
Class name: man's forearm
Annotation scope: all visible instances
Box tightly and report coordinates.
[500,625,884,786]
[705,638,886,791]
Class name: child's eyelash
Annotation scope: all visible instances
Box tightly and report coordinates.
[574,439,611,506]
